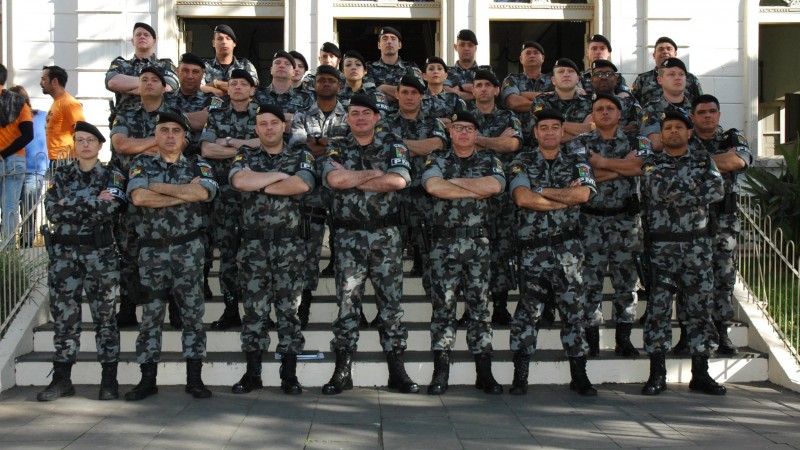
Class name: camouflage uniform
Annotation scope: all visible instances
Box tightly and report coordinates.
[289,101,350,292]
[230,144,316,354]
[127,153,218,364]
[321,132,412,352]
[446,63,494,89]
[531,92,594,131]
[421,89,467,120]
[45,161,126,363]
[421,148,506,353]
[473,107,524,297]
[618,93,642,131]
[639,96,693,138]
[568,130,652,325]
[203,56,260,86]
[690,129,752,323]
[338,83,392,116]
[640,149,724,355]
[253,84,314,115]
[500,72,554,141]
[199,101,259,303]
[164,91,222,154]
[508,150,597,357]
[105,55,179,113]
[631,68,703,106]
[366,59,423,87]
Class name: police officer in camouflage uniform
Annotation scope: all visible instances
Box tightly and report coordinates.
[690,94,752,356]
[507,108,598,397]
[569,94,652,358]
[631,36,703,107]
[531,58,593,143]
[299,42,343,94]
[289,65,350,329]
[38,122,125,402]
[200,69,262,331]
[587,60,641,134]
[421,56,468,123]
[639,111,726,397]
[125,112,218,401]
[228,104,315,395]
[639,58,693,152]
[320,95,419,395]
[579,35,629,96]
[422,111,506,396]
[368,27,423,105]
[253,51,313,127]
[444,29,493,106]
[339,51,392,116]
[105,22,178,114]
[501,41,554,143]
[201,24,259,97]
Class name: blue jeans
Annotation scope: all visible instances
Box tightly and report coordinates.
[0,154,26,243]
[19,172,44,247]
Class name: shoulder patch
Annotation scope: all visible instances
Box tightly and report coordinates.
[129,166,142,177]
[112,172,124,188]
[576,162,591,178]
[393,143,408,159]
[510,163,523,174]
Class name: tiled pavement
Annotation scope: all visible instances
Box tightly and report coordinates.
[0,382,799,449]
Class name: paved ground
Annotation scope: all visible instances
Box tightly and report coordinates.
[0,382,799,449]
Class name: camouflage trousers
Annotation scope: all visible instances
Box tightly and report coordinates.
[711,220,738,323]
[136,254,207,363]
[212,184,241,299]
[489,197,515,294]
[303,220,326,292]
[330,227,408,352]
[48,247,120,364]
[429,237,493,354]
[404,188,433,295]
[510,240,589,357]
[117,210,143,306]
[580,213,642,325]
[644,238,718,356]
[238,236,306,354]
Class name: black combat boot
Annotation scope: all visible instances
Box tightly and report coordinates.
[641,352,667,396]
[715,321,739,355]
[509,351,531,395]
[427,350,450,395]
[280,353,303,395]
[568,356,597,397]
[474,353,503,395]
[124,362,158,401]
[232,350,263,394]
[185,359,212,399]
[37,361,75,402]
[167,294,183,330]
[386,349,420,394]
[586,326,601,358]
[689,355,727,395]
[615,322,640,357]
[321,349,353,395]
[211,292,242,330]
[116,302,138,328]
[491,291,512,326]
[672,323,689,355]
[98,362,119,400]
[299,290,312,331]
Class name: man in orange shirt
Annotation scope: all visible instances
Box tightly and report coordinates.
[0,63,34,241]
[41,66,85,161]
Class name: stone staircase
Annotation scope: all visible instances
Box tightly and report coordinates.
[14,251,768,389]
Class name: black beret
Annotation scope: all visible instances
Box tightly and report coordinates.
[342,50,366,67]
[348,94,380,113]
[133,22,156,39]
[214,24,237,43]
[320,42,342,58]
[553,58,579,73]
[379,27,402,41]
[521,41,545,55]
[289,51,308,70]
[533,108,565,124]
[457,29,478,45]
[256,103,286,122]
[316,64,342,80]
[273,50,297,68]
[473,69,500,87]
[230,68,255,86]
[590,59,618,72]
[660,57,687,74]
[424,56,448,72]
[662,110,693,129]
[588,34,612,52]
[592,93,622,110]
[73,121,105,143]
[139,66,166,86]
[450,111,480,131]
[180,52,205,69]
[655,36,678,51]
[156,112,189,131]
[398,75,425,94]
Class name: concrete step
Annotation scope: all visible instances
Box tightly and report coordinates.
[33,321,749,354]
[14,349,768,387]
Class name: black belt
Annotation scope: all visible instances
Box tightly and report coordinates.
[241,227,301,240]
[519,228,580,249]
[430,226,488,239]
[334,214,400,232]
[51,230,114,247]
[581,205,628,217]
[139,230,202,248]
[649,228,708,243]
[303,206,328,224]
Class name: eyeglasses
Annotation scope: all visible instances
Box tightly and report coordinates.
[451,124,476,133]
[592,72,617,79]
[75,138,98,145]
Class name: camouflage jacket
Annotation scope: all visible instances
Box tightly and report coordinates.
[338,82,392,115]
[366,58,423,87]
[446,63,494,88]
[639,96,693,137]
[108,100,182,172]
[531,91,594,125]
[500,72,554,138]
[421,90,467,120]
[164,90,222,147]
[199,101,259,182]
[384,110,448,185]
[288,101,350,148]
[473,107,524,167]
[421,147,506,228]
[252,84,314,114]
[631,68,703,106]
[203,56,260,86]
[689,127,752,195]
[105,54,179,112]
